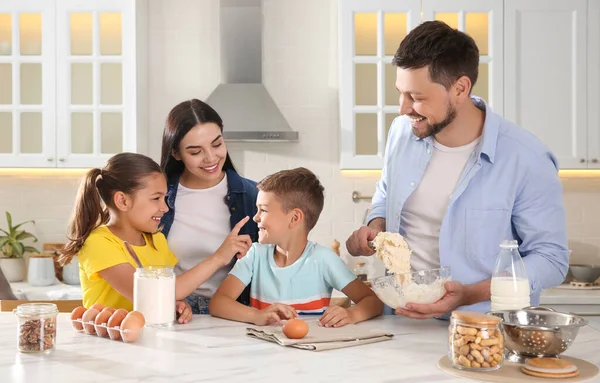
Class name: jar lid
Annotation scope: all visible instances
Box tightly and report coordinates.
[356,262,366,267]
[15,303,59,317]
[451,310,501,325]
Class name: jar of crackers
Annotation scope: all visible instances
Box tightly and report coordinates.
[448,311,504,371]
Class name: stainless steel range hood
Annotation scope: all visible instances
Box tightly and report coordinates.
[206,0,298,142]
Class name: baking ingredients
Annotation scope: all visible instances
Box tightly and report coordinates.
[94,307,115,337]
[282,319,309,339]
[70,306,86,331]
[120,311,145,342]
[81,308,100,335]
[134,266,176,326]
[107,308,128,340]
[521,357,579,379]
[372,232,412,275]
[15,303,58,353]
[449,311,504,371]
[377,278,447,308]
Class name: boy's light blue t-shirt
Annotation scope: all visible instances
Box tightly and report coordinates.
[229,241,357,314]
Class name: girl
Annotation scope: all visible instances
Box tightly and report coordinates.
[160,99,259,314]
[58,152,252,323]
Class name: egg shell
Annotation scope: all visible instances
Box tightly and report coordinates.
[70,306,86,331]
[107,309,128,340]
[125,311,145,326]
[282,319,309,339]
[90,303,105,311]
[120,312,145,342]
[81,308,100,334]
[94,309,114,337]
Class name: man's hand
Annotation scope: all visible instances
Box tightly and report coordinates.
[394,281,467,319]
[346,226,380,257]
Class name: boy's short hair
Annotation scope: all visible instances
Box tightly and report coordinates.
[257,167,324,231]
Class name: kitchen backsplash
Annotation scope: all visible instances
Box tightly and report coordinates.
[1,0,599,274]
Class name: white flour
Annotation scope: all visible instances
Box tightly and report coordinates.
[372,232,412,276]
[133,270,176,326]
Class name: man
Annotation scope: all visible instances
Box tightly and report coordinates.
[346,21,569,318]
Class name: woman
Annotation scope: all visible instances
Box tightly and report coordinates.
[160,99,258,314]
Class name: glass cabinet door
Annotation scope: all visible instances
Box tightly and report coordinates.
[56,0,133,168]
[0,0,55,167]
[340,0,421,170]
[421,0,503,115]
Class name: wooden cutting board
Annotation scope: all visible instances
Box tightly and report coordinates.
[438,355,598,382]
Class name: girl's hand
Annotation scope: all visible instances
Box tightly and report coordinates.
[253,303,298,326]
[319,306,352,328]
[215,216,253,266]
[176,300,192,324]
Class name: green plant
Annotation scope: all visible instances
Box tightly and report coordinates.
[0,211,39,258]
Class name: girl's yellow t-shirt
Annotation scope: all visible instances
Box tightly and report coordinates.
[78,225,178,310]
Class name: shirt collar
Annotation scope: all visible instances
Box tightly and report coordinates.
[410,96,500,164]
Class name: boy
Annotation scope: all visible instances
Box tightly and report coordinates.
[209,168,383,327]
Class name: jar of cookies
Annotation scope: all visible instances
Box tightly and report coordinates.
[448,311,504,371]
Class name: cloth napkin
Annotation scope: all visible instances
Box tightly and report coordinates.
[246,319,393,351]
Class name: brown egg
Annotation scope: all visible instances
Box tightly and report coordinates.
[107,309,128,340]
[94,308,114,337]
[120,312,145,342]
[70,306,86,331]
[282,319,309,339]
[90,303,105,311]
[81,308,100,334]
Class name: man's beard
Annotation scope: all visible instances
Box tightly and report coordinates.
[412,104,457,139]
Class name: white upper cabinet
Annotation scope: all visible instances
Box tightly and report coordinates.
[422,0,503,114]
[340,0,598,170]
[339,0,420,170]
[0,0,55,168]
[504,0,588,169]
[0,0,146,168]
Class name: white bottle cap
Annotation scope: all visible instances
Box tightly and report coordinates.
[499,240,519,249]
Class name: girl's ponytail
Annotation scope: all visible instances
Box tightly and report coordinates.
[58,168,108,266]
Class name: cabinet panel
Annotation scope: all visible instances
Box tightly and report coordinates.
[505,0,587,169]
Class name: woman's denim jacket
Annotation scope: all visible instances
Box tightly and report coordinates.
[160,168,259,306]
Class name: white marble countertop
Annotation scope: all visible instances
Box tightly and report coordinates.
[9,280,81,300]
[0,314,599,383]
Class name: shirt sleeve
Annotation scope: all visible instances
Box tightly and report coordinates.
[321,251,358,291]
[368,118,398,223]
[78,233,130,281]
[229,243,257,286]
[513,151,570,295]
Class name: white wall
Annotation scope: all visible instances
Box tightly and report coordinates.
[0,0,599,278]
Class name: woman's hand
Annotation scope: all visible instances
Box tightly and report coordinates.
[214,216,253,266]
[176,300,192,324]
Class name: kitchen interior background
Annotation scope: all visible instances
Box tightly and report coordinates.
[1,0,599,278]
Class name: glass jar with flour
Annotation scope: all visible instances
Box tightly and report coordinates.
[133,265,176,327]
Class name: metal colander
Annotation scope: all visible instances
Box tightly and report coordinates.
[488,307,588,363]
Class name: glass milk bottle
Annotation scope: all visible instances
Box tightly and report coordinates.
[133,265,176,327]
[490,240,530,311]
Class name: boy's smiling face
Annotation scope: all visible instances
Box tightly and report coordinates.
[253,190,294,245]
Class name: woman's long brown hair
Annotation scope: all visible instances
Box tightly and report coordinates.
[58,153,162,266]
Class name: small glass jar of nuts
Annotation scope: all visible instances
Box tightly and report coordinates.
[449,310,504,372]
[15,303,58,353]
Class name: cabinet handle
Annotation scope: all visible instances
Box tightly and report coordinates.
[58,158,65,162]
[592,158,599,163]
[580,158,586,163]
[46,158,53,162]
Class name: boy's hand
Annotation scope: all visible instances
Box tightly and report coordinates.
[319,306,352,328]
[253,303,298,326]
[176,300,192,324]
[215,216,253,266]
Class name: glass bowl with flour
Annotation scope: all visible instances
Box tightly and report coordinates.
[369,232,451,309]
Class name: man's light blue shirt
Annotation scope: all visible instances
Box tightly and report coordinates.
[368,97,570,314]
